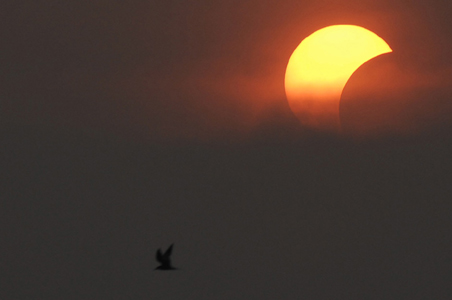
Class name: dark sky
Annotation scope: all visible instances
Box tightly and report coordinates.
[1,1,452,299]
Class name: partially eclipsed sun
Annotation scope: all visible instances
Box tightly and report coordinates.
[285,25,392,131]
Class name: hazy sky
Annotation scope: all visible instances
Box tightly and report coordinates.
[1,1,452,299]
[2,0,452,140]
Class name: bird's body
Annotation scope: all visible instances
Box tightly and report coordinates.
[155,244,177,270]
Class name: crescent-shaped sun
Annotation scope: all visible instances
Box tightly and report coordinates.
[285,25,392,131]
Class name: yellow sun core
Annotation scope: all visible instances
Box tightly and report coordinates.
[285,25,392,131]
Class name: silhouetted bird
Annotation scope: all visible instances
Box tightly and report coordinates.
[155,244,177,270]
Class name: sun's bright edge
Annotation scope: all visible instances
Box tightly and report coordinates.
[285,25,392,100]
[284,25,392,130]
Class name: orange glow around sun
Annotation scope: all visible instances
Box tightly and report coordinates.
[285,25,392,131]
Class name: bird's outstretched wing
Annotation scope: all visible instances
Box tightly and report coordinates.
[156,249,164,263]
[164,244,174,257]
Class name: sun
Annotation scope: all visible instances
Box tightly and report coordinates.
[285,25,392,131]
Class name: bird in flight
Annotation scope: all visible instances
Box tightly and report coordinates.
[155,243,177,270]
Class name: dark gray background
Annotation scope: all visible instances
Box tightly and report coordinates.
[1,1,451,299]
